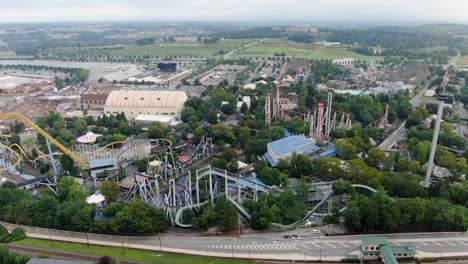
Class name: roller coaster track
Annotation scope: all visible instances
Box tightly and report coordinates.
[0,142,21,173]
[174,179,378,229]
[270,184,378,229]
[173,166,270,227]
[0,113,90,170]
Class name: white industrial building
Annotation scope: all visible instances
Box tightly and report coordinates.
[104,90,188,120]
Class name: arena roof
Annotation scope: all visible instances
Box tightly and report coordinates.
[268,135,320,156]
[105,90,188,108]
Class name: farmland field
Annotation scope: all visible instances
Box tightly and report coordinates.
[48,39,256,58]
[0,51,17,58]
[235,40,383,61]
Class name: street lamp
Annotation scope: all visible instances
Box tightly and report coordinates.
[86,228,93,248]
[158,233,162,251]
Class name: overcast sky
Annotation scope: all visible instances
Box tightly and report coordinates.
[0,0,466,24]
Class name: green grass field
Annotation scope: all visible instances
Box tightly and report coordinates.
[459,55,468,65]
[236,40,382,61]
[49,40,256,58]
[14,238,253,264]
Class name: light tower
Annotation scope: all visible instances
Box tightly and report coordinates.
[265,91,271,128]
[423,70,449,187]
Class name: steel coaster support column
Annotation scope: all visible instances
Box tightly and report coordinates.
[237,182,241,202]
[46,138,59,182]
[196,169,200,206]
[224,170,228,197]
[188,171,192,205]
[209,166,213,204]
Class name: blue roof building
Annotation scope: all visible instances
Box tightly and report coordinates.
[264,135,320,166]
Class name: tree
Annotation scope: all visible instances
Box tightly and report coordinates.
[56,176,88,202]
[236,127,250,146]
[240,102,248,114]
[366,147,386,168]
[54,76,64,90]
[290,153,313,178]
[181,107,198,123]
[29,195,59,227]
[60,155,76,174]
[335,139,359,160]
[101,181,120,202]
[54,201,93,231]
[147,123,164,138]
[0,181,17,189]
[214,197,237,232]
[112,199,168,234]
[207,111,218,125]
[333,180,354,195]
[315,157,345,180]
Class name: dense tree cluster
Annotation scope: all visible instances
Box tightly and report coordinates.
[344,191,468,232]
[183,197,238,232]
[316,157,384,188]
[243,181,309,229]
[136,38,155,45]
[0,178,168,235]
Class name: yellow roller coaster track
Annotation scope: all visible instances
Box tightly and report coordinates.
[0,142,21,173]
[0,113,90,170]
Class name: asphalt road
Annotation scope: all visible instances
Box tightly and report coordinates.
[378,121,406,151]
[3,222,468,261]
[378,82,433,151]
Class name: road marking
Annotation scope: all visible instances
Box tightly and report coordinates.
[418,241,428,246]
[393,242,401,246]
[456,233,460,238]
[432,241,442,246]
[307,243,321,248]
[325,242,336,248]
[352,242,360,246]
[445,241,456,246]
[457,241,468,246]
[300,243,311,249]
[339,242,349,248]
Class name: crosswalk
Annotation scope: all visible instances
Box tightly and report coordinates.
[203,240,468,252]
[205,243,298,251]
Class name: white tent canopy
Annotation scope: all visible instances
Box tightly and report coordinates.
[77,131,102,144]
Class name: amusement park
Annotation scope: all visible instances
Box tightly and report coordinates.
[0,54,467,263]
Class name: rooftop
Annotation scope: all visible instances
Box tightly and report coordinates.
[27,258,94,264]
[89,158,116,169]
[361,236,389,245]
[390,245,416,255]
[268,135,319,156]
[380,245,399,264]
[135,114,177,123]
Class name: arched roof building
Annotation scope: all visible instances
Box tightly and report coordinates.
[104,90,188,119]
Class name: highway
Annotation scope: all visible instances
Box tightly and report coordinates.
[3,222,468,261]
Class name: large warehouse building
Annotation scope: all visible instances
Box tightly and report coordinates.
[104,90,188,120]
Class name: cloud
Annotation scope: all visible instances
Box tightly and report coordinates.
[0,0,466,23]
